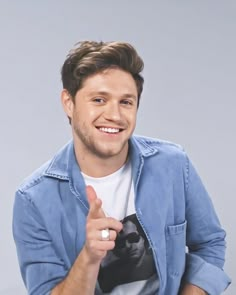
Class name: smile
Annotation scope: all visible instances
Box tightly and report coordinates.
[98,127,121,134]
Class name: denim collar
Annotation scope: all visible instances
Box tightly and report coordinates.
[44,136,159,181]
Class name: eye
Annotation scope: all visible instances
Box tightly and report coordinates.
[121,99,133,106]
[93,97,105,104]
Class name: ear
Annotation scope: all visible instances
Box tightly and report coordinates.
[61,89,74,119]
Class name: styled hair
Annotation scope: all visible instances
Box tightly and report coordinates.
[61,41,144,107]
[122,214,145,238]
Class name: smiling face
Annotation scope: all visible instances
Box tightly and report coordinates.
[62,68,138,174]
[114,220,145,262]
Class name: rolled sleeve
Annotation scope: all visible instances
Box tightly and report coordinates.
[13,190,67,295]
[183,253,231,294]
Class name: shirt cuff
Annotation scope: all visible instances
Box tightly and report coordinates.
[182,253,231,295]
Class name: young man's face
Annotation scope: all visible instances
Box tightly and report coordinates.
[65,68,138,162]
[114,220,145,261]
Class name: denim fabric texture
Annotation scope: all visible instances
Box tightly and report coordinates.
[13,135,231,295]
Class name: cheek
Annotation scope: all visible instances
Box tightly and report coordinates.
[138,239,145,247]
[73,108,91,121]
[71,110,80,125]
[82,108,102,121]
[126,111,137,124]
[89,109,101,118]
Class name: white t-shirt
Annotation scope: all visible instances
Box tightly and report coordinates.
[82,161,159,294]
[82,160,135,220]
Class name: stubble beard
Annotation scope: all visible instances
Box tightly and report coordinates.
[73,123,129,160]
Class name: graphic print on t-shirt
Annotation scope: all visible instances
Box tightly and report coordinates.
[98,214,156,293]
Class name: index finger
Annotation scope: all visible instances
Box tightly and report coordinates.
[86,185,106,219]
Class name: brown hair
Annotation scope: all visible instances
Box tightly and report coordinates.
[61,41,144,107]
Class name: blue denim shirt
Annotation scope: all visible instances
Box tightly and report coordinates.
[13,135,231,295]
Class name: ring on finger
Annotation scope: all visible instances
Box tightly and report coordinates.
[101,228,110,241]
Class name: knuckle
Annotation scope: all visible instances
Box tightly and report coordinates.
[112,231,117,240]
[87,240,99,252]
[107,217,115,223]
[108,241,115,250]
[86,219,96,231]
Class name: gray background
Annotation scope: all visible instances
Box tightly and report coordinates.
[0,1,235,294]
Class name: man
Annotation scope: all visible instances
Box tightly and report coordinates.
[98,214,157,293]
[13,41,231,294]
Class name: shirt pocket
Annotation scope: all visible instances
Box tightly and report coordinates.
[165,220,187,277]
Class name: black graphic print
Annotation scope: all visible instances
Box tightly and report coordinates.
[98,214,156,293]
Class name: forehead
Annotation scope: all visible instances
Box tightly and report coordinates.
[121,220,137,236]
[80,68,138,96]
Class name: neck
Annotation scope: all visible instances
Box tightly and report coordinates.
[74,144,129,178]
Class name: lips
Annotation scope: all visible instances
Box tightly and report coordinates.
[97,126,124,134]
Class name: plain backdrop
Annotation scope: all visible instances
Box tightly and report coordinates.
[0,1,235,294]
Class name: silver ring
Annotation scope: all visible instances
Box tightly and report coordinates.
[101,229,110,241]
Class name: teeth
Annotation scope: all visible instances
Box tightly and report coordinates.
[99,127,120,133]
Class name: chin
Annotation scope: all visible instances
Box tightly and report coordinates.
[95,145,127,158]
[97,150,122,159]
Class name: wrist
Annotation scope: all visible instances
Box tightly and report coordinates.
[80,246,103,269]
[180,283,207,295]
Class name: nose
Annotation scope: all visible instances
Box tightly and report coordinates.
[103,101,122,122]
[125,240,132,249]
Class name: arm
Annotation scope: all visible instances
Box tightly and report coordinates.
[51,247,100,295]
[181,156,231,294]
[13,186,122,295]
[51,186,122,295]
[180,283,207,295]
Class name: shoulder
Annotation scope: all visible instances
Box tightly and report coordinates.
[17,160,51,195]
[16,141,72,197]
[131,135,187,159]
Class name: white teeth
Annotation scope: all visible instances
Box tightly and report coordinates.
[99,127,120,133]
